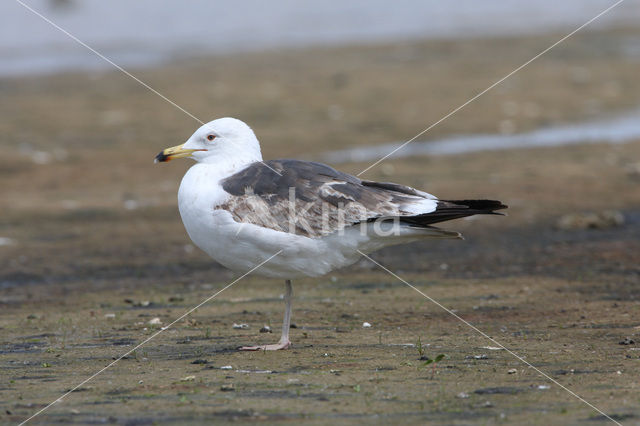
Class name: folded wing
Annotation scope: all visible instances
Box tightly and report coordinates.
[219,159,506,238]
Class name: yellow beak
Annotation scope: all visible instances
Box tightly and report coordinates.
[154,144,205,163]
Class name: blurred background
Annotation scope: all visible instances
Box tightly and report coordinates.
[2,2,640,423]
[2,0,639,76]
[1,0,638,284]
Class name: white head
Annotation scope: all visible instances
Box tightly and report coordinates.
[155,117,262,167]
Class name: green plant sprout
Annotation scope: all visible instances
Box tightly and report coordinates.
[421,354,445,378]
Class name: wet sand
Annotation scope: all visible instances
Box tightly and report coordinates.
[1,27,640,424]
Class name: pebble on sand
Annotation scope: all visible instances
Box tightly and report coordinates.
[362,322,372,328]
[0,237,15,246]
[148,317,162,325]
[624,162,640,179]
[233,323,249,329]
[466,354,488,360]
[556,210,624,230]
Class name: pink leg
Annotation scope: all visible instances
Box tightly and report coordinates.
[240,280,293,351]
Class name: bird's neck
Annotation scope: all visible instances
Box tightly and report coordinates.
[178,143,263,214]
[199,144,262,174]
[178,163,230,216]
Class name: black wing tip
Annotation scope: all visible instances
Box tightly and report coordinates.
[443,199,508,211]
[487,211,507,217]
[400,199,507,227]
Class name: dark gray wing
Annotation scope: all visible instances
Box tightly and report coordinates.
[219,159,433,238]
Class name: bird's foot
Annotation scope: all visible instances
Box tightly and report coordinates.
[239,341,291,351]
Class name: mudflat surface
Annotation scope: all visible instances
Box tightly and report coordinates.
[1,27,640,425]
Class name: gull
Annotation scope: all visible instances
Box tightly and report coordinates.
[155,118,506,350]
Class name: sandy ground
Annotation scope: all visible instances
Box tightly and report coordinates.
[1,27,640,425]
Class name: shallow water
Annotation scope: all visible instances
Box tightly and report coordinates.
[3,0,639,76]
[319,109,640,164]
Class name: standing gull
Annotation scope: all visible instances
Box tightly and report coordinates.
[155,117,506,350]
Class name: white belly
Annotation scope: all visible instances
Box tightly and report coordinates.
[180,203,363,278]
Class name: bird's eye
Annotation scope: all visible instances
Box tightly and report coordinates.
[206,134,216,141]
